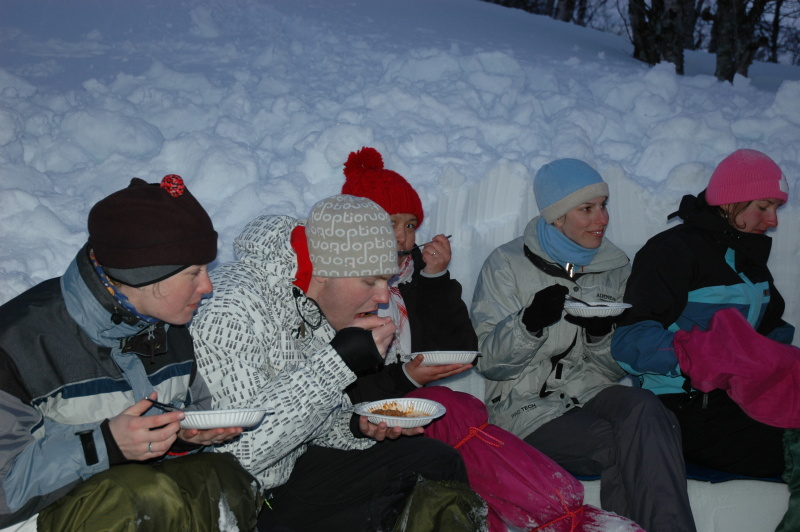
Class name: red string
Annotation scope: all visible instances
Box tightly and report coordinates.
[454,422,504,449]
[528,488,584,531]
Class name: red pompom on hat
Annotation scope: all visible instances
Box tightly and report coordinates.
[342,146,424,227]
[88,175,218,286]
[705,149,789,206]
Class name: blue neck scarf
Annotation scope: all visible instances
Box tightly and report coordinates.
[536,217,599,268]
[88,250,159,325]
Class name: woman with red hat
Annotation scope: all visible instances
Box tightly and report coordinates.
[342,146,478,388]
[0,175,260,531]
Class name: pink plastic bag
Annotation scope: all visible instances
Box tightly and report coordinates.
[673,307,800,428]
[406,386,644,531]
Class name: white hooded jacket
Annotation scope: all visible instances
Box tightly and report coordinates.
[191,215,371,491]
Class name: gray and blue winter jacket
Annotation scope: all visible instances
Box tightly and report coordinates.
[0,245,209,527]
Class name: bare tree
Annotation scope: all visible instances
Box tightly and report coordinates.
[484,0,800,68]
[767,0,785,61]
[704,0,772,81]
[628,0,688,74]
[680,0,707,49]
[759,0,800,63]
[556,0,578,20]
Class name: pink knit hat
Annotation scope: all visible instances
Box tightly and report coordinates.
[705,149,789,206]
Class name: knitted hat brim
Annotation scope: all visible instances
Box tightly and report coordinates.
[105,264,190,288]
[705,180,789,206]
[539,182,609,223]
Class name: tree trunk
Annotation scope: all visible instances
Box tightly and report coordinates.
[629,0,661,65]
[660,0,687,74]
[575,0,588,26]
[768,0,784,62]
[628,0,687,74]
[713,0,771,81]
[555,0,576,21]
[682,0,706,49]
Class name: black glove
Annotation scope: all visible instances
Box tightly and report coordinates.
[521,284,569,334]
[564,314,621,337]
[329,327,383,373]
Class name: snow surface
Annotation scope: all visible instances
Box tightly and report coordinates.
[2,0,800,339]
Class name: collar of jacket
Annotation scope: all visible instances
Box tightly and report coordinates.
[61,244,168,351]
[670,192,773,271]
[524,244,584,281]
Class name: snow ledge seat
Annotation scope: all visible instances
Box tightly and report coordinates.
[581,476,789,532]
[435,370,791,532]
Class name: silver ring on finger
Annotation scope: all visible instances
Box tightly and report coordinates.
[148,442,153,453]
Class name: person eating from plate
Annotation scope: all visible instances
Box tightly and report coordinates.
[470,158,695,531]
[340,146,478,386]
[0,175,259,531]
[191,194,478,532]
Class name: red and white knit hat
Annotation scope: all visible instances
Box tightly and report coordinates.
[706,149,789,206]
[342,147,424,227]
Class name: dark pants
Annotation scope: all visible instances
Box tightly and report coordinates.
[524,385,696,532]
[258,436,468,532]
[660,388,785,477]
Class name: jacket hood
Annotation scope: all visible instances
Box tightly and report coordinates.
[669,192,728,233]
[233,215,303,280]
[522,216,629,275]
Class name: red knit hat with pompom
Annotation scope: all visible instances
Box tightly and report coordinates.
[342,147,424,227]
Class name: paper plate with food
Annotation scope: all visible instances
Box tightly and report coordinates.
[354,398,446,428]
[180,408,272,430]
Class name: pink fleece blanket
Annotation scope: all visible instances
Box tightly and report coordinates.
[406,386,644,531]
[673,307,800,428]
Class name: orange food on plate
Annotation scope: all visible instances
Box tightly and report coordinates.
[369,401,427,418]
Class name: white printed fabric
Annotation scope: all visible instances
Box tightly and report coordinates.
[191,215,372,491]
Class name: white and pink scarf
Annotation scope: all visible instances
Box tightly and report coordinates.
[379,255,414,364]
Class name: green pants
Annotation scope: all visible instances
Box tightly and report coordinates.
[38,452,260,532]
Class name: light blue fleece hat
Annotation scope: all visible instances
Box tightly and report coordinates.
[533,158,609,223]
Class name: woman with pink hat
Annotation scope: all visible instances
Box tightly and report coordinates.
[613,149,792,478]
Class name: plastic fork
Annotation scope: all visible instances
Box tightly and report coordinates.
[398,235,452,256]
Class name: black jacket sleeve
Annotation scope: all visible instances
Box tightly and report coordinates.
[400,250,479,353]
[345,363,416,404]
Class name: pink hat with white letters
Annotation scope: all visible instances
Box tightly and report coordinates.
[705,149,789,206]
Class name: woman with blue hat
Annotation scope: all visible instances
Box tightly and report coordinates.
[471,158,695,531]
